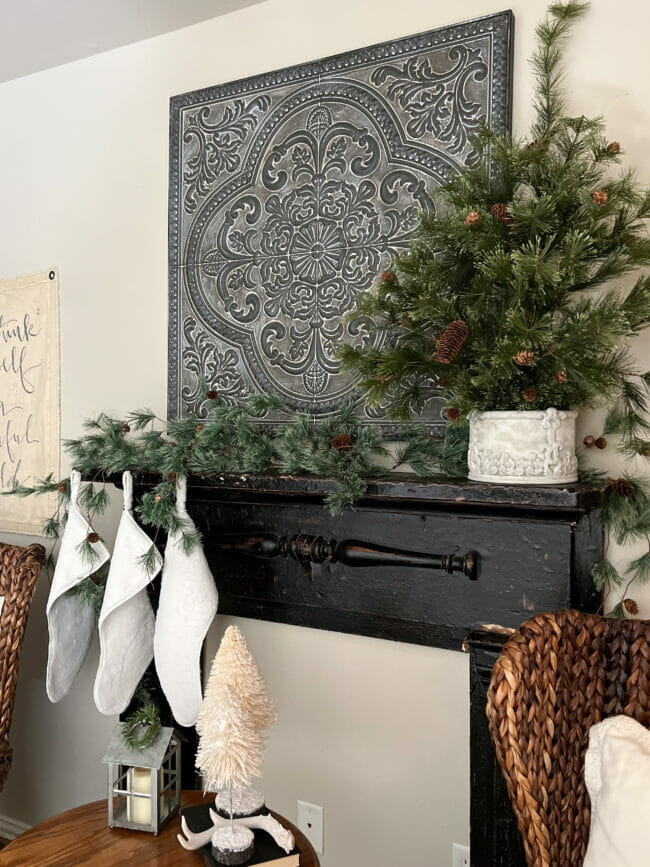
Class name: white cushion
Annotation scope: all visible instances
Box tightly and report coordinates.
[583,714,650,866]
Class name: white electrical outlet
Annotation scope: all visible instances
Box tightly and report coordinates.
[297,800,324,854]
[452,842,470,867]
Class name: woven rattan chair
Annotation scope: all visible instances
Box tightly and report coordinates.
[0,542,45,791]
[486,609,650,867]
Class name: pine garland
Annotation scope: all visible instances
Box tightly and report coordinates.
[3,393,468,567]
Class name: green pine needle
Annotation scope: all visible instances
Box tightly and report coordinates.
[127,408,158,430]
[592,559,621,591]
[606,601,626,619]
[69,564,108,616]
[138,544,163,577]
[626,551,650,583]
[76,538,100,568]
[42,516,60,539]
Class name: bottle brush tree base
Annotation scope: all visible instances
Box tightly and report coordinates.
[467,408,578,485]
[211,825,255,865]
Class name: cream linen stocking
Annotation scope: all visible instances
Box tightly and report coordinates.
[46,470,110,702]
[154,477,218,727]
[94,472,162,715]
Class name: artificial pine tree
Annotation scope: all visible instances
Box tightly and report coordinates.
[339,1,650,459]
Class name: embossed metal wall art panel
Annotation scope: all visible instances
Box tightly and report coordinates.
[169,12,513,426]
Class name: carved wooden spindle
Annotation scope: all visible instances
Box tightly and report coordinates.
[217,533,478,579]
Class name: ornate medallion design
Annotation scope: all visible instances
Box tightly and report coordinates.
[169,12,513,426]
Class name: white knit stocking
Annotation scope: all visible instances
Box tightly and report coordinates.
[46,470,110,702]
[94,471,161,715]
[154,477,218,727]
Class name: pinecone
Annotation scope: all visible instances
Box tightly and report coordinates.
[331,434,354,453]
[583,435,596,448]
[464,210,481,228]
[593,190,608,206]
[446,408,460,421]
[123,423,131,433]
[87,532,100,544]
[166,472,177,482]
[490,202,513,226]
[380,271,396,283]
[606,141,621,155]
[595,436,608,450]
[205,389,218,400]
[437,376,448,387]
[57,481,67,494]
[608,477,635,498]
[555,370,568,383]
[521,387,537,403]
[623,598,640,616]
[638,443,650,457]
[436,320,469,364]
[195,424,205,433]
[513,349,535,368]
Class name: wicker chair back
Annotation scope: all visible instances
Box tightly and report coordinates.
[0,542,45,791]
[487,609,650,867]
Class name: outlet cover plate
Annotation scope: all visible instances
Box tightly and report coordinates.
[452,842,470,867]
[297,800,324,854]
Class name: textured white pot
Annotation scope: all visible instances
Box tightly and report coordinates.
[467,408,578,484]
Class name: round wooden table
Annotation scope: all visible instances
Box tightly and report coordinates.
[0,790,319,866]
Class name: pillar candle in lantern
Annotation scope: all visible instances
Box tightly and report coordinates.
[126,767,152,825]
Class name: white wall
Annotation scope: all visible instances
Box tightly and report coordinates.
[0,1,648,865]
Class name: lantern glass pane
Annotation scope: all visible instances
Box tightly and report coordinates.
[109,764,155,830]
[158,741,180,821]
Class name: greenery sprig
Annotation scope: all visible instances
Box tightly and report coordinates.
[580,455,650,617]
[69,563,109,617]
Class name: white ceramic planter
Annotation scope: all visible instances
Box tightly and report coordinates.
[467,408,578,484]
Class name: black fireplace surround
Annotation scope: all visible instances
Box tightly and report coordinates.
[125,472,602,867]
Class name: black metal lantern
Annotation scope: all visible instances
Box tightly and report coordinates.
[102,724,181,834]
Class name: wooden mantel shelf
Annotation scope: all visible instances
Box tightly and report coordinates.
[122,470,602,513]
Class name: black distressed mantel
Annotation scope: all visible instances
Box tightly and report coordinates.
[181,472,601,646]
[127,472,602,867]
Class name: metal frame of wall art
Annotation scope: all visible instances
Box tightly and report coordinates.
[168,11,514,429]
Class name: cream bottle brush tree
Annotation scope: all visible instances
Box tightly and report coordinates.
[196,625,276,813]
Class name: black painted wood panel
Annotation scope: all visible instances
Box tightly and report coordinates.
[469,631,527,867]
[193,498,600,652]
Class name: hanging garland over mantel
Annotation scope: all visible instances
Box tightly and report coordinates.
[6,392,468,567]
[6,390,649,615]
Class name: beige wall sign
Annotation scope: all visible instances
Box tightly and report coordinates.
[0,269,59,534]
